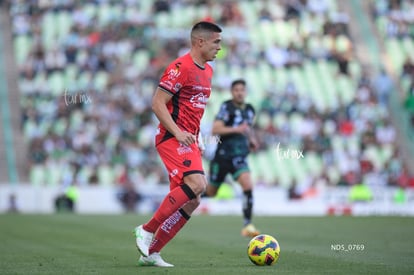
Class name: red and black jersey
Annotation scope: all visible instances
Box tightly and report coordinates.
[156,53,213,145]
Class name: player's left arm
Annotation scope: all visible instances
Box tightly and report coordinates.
[246,106,259,152]
[246,126,259,152]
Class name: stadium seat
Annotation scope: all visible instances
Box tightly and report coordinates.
[385,38,405,74]
[56,11,73,43]
[77,71,92,91]
[13,35,32,65]
[401,37,414,62]
[98,2,112,26]
[64,65,79,90]
[46,162,62,186]
[305,151,323,177]
[83,3,97,18]
[375,16,387,37]
[69,110,84,131]
[93,71,109,91]
[52,118,68,137]
[337,75,355,104]
[326,165,340,185]
[274,67,288,92]
[303,61,326,111]
[133,50,150,74]
[97,164,115,186]
[48,72,65,96]
[41,12,57,49]
[154,12,170,29]
[30,164,46,186]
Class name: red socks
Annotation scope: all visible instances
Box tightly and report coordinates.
[149,209,190,254]
[143,184,196,233]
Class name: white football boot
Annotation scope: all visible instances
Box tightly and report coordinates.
[134,225,153,257]
[138,253,174,267]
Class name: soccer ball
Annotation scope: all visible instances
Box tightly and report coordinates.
[247,234,280,266]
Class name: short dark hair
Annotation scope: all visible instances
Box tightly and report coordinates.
[231,79,246,90]
[191,21,222,34]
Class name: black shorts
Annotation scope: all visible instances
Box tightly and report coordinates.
[209,155,250,187]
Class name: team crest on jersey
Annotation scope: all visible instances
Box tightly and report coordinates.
[173,83,182,92]
[190,92,208,109]
[177,144,193,155]
[182,159,191,167]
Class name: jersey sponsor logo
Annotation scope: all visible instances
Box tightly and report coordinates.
[160,80,173,90]
[190,92,208,109]
[160,211,182,233]
[167,63,181,80]
[193,85,211,92]
[169,168,178,178]
[168,195,176,205]
[177,144,193,155]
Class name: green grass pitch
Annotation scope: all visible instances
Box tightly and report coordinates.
[1,214,413,274]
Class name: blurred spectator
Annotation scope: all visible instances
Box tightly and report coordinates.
[288,181,302,200]
[329,31,353,76]
[284,0,304,20]
[219,1,244,26]
[401,57,414,79]
[373,68,393,106]
[375,118,396,144]
[265,42,288,68]
[7,194,19,213]
[116,166,142,212]
[153,0,170,13]
[117,182,142,213]
[286,42,304,68]
[54,184,79,213]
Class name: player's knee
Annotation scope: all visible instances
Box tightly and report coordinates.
[205,185,218,197]
[184,174,207,195]
[241,182,253,191]
[238,172,253,190]
[182,197,201,213]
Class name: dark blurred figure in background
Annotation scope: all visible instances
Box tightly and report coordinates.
[7,194,19,213]
[54,184,79,213]
[117,182,142,213]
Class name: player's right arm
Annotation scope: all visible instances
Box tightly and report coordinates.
[212,102,249,136]
[152,88,196,146]
[212,120,249,136]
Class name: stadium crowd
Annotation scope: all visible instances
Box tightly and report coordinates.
[370,0,414,126]
[8,0,414,190]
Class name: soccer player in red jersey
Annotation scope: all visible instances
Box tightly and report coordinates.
[134,21,222,267]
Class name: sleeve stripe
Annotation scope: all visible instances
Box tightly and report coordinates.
[158,85,174,96]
